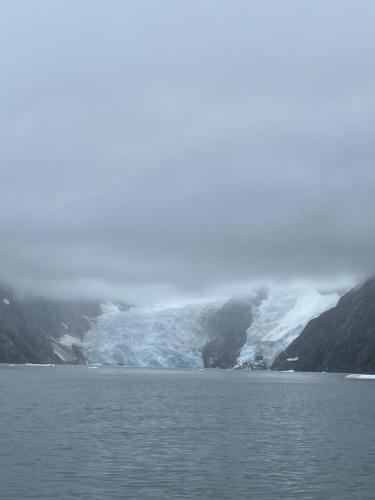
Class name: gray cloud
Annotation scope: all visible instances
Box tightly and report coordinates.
[0,0,374,302]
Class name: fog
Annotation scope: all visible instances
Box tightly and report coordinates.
[0,0,374,303]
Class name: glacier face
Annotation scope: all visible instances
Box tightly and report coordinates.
[83,302,220,368]
[74,285,342,368]
[238,286,340,365]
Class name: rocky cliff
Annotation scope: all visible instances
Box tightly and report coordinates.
[201,298,254,368]
[272,277,375,373]
[0,284,101,364]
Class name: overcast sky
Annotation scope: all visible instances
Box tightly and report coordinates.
[0,0,374,302]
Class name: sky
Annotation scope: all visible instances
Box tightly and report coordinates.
[0,0,374,303]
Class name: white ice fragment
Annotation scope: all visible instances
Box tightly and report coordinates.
[2,298,10,305]
[345,374,375,380]
[24,363,54,367]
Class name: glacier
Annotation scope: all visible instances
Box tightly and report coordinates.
[82,302,220,368]
[61,285,342,368]
[238,286,340,366]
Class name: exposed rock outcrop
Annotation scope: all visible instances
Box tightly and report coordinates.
[0,284,101,364]
[201,298,253,368]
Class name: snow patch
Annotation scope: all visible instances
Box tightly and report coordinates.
[59,334,83,347]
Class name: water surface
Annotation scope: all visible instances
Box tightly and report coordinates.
[1,366,374,499]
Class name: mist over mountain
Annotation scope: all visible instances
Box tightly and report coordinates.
[1,1,375,304]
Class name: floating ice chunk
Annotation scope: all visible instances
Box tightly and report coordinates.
[2,298,10,305]
[25,363,55,367]
[61,322,68,330]
[286,357,299,362]
[345,374,375,380]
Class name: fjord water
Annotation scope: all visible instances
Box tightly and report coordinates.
[1,367,375,500]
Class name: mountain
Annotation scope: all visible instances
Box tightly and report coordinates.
[272,277,375,373]
[0,280,344,368]
[0,284,101,364]
[80,285,339,369]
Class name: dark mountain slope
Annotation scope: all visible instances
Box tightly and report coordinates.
[201,292,266,368]
[0,284,101,364]
[272,277,375,373]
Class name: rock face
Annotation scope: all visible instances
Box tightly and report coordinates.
[0,284,101,364]
[201,298,253,368]
[272,277,375,373]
